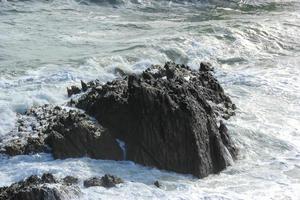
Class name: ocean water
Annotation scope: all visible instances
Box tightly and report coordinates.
[0,0,300,199]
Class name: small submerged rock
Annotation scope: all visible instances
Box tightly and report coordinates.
[63,176,79,186]
[0,173,125,199]
[0,173,80,200]
[41,173,57,184]
[154,181,162,188]
[83,174,124,188]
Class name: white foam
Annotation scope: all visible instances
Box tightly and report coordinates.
[116,139,127,160]
[184,76,190,81]
[0,0,300,199]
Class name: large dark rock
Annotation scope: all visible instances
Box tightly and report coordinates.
[0,105,123,161]
[0,173,80,200]
[83,174,123,188]
[0,62,238,179]
[76,62,238,178]
[44,109,123,160]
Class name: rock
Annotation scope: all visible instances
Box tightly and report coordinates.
[1,62,238,179]
[0,111,50,157]
[44,109,123,160]
[76,62,237,178]
[1,137,47,157]
[66,80,102,97]
[200,62,214,72]
[81,80,88,92]
[2,143,24,156]
[69,98,76,106]
[114,67,129,77]
[154,181,161,188]
[100,174,123,188]
[0,173,80,200]
[63,176,79,186]
[219,120,238,159]
[41,173,56,184]
[0,105,123,161]
[67,86,81,97]
[83,177,102,188]
[24,137,47,154]
[84,174,123,188]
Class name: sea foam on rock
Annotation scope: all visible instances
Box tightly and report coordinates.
[0,173,124,200]
[0,173,81,200]
[0,105,123,161]
[83,174,124,188]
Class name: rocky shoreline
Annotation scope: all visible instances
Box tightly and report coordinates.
[0,62,238,199]
[0,173,124,200]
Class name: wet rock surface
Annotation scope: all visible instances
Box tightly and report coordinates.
[0,173,80,200]
[154,181,162,188]
[67,86,81,97]
[44,109,123,160]
[0,173,124,200]
[83,174,124,188]
[0,62,238,179]
[67,80,102,98]
[76,62,238,178]
[0,105,123,161]
[62,176,79,186]
[0,106,54,156]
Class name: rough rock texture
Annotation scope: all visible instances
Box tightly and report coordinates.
[44,109,123,160]
[62,176,79,186]
[67,86,81,97]
[0,62,238,179]
[76,62,237,178]
[0,173,80,200]
[83,174,123,188]
[1,137,46,157]
[0,173,124,200]
[0,105,123,161]
[67,80,102,98]
[0,107,53,156]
